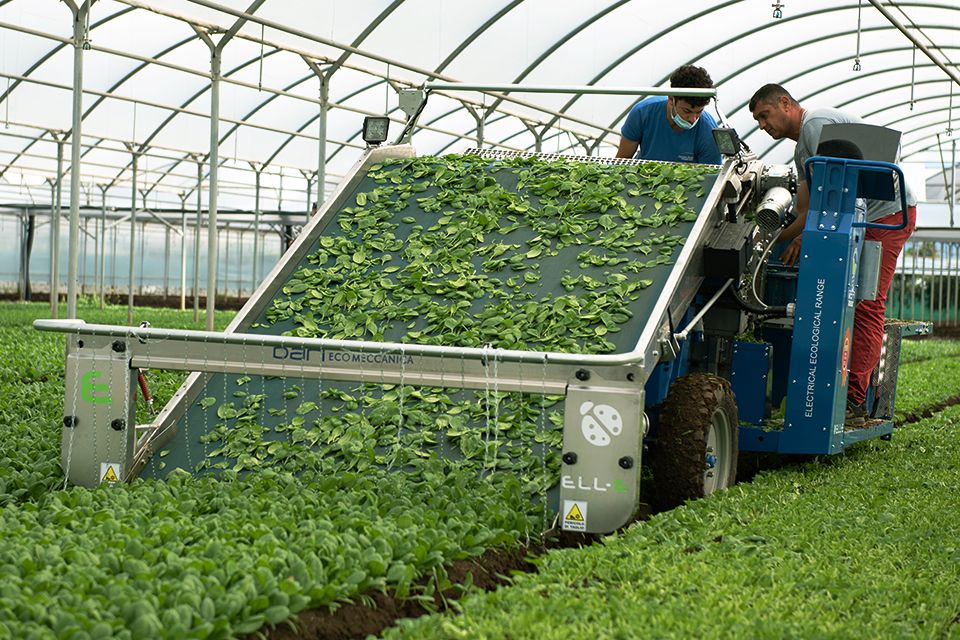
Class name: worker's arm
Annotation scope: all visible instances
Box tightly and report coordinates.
[778,179,809,266]
[616,136,639,159]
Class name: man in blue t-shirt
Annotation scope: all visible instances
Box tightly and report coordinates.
[616,65,722,165]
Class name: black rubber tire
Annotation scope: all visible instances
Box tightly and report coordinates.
[651,373,739,511]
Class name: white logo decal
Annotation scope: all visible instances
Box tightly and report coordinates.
[579,401,623,447]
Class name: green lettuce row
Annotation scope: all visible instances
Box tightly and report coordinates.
[0,302,234,507]
[897,337,960,364]
[385,406,960,639]
[0,463,535,639]
[894,353,960,416]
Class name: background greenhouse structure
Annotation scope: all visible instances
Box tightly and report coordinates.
[0,0,958,327]
[5,3,960,639]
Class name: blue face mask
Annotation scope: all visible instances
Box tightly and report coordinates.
[671,101,699,130]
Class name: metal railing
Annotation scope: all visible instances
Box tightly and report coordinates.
[889,235,960,326]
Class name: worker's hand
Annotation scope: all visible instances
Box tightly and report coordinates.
[780,236,802,266]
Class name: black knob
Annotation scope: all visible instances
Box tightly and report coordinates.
[63,416,77,428]
[626,372,635,382]
[575,369,590,381]
[111,340,126,353]
[562,452,578,465]
[618,456,634,469]
[111,419,126,432]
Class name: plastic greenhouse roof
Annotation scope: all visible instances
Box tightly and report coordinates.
[0,0,958,215]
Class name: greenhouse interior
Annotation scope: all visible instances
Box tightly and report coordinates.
[1,1,960,639]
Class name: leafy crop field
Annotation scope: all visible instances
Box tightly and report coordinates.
[1,154,958,639]
[388,404,960,639]
[2,300,959,639]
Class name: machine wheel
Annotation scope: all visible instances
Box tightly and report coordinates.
[651,373,739,511]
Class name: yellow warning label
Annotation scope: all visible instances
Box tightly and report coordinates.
[562,500,587,532]
[100,463,120,484]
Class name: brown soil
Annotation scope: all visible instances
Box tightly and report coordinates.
[897,393,960,425]
[266,546,538,640]
[254,530,599,640]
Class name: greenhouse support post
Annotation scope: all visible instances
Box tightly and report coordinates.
[163,225,171,297]
[249,161,262,292]
[49,135,64,318]
[64,0,94,320]
[98,184,107,309]
[126,147,138,325]
[194,0,267,331]
[303,58,332,209]
[951,140,956,227]
[178,192,188,310]
[318,73,328,208]
[193,156,202,323]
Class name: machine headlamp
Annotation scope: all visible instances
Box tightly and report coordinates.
[362,116,390,146]
[712,127,742,157]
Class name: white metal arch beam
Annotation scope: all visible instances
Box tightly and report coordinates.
[757,77,955,160]
[597,2,957,134]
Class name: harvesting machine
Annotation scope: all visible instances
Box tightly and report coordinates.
[36,84,929,534]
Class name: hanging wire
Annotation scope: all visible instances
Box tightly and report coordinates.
[949,81,955,135]
[771,2,784,19]
[909,45,916,110]
[384,63,390,115]
[257,23,264,92]
[853,0,862,71]
[82,2,92,50]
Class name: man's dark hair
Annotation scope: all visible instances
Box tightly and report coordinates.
[816,139,863,160]
[748,83,799,112]
[669,65,713,108]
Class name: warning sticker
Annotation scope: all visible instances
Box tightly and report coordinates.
[100,462,121,485]
[562,500,587,532]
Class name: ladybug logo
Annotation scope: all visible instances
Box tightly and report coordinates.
[579,401,623,447]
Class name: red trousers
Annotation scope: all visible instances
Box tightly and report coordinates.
[847,207,917,404]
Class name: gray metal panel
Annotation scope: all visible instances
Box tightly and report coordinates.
[858,240,883,301]
[60,334,137,488]
[559,380,643,533]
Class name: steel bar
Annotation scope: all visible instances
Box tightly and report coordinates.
[318,74,329,208]
[675,279,734,341]
[178,192,187,310]
[127,150,138,324]
[206,48,222,330]
[65,2,91,319]
[163,225,171,297]
[952,139,957,227]
[250,163,262,292]
[911,242,917,321]
[425,82,716,97]
[34,319,646,369]
[98,184,107,308]
[138,220,145,293]
[938,242,944,324]
[193,157,202,323]
[954,244,959,326]
[867,0,960,88]
[223,224,229,298]
[51,137,65,317]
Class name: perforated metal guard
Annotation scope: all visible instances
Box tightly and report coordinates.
[872,320,931,419]
[462,148,685,167]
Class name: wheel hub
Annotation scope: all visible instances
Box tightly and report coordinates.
[703,406,733,495]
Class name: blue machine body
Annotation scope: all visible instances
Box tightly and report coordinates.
[738,157,911,455]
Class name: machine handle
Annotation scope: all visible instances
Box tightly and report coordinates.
[803,156,910,231]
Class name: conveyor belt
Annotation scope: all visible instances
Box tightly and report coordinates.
[142,150,719,497]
